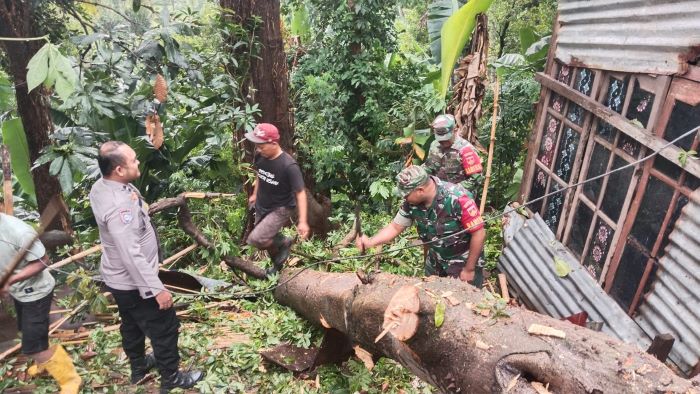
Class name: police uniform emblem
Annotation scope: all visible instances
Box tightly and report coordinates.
[119,209,134,224]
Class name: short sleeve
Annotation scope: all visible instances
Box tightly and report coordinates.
[19,230,46,263]
[392,201,413,227]
[457,195,484,233]
[287,163,305,193]
[460,145,483,176]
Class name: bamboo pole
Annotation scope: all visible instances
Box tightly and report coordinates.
[480,76,500,213]
[161,243,197,268]
[49,245,102,270]
[1,145,12,215]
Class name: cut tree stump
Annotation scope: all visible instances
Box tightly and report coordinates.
[274,270,698,393]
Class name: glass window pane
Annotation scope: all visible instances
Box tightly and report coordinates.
[610,242,649,311]
[663,99,700,151]
[557,63,572,85]
[574,68,595,96]
[544,182,565,232]
[584,219,613,280]
[554,127,581,183]
[596,121,617,143]
[652,156,682,181]
[617,133,641,157]
[685,173,700,190]
[567,202,593,258]
[538,115,561,169]
[549,93,565,113]
[600,156,634,222]
[583,143,611,202]
[625,79,655,128]
[566,103,585,125]
[529,167,548,214]
[630,176,674,250]
[604,76,630,114]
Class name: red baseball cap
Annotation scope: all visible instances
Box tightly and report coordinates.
[245,123,280,143]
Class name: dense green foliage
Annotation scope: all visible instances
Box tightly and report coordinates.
[1,0,556,392]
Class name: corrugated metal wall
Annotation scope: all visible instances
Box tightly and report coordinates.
[498,211,652,350]
[556,0,700,75]
[635,189,700,374]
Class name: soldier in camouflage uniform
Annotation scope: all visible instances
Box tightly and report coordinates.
[356,166,486,285]
[423,114,482,196]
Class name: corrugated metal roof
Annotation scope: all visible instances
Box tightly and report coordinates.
[556,0,700,75]
[635,189,700,375]
[498,211,652,350]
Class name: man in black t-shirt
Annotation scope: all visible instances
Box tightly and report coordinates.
[245,123,310,275]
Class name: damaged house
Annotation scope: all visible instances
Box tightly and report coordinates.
[500,0,700,378]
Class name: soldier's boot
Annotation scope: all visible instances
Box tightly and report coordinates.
[159,369,204,394]
[265,234,292,276]
[41,345,82,394]
[130,352,156,384]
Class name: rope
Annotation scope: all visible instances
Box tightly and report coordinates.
[5,125,699,301]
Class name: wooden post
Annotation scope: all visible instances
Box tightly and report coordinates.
[1,145,12,215]
[498,272,510,303]
[645,333,675,363]
[480,76,500,213]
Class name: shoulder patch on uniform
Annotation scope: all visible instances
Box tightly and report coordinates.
[119,209,134,224]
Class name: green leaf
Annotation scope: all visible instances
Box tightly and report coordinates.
[413,129,432,145]
[678,149,697,168]
[26,43,51,92]
[519,27,538,54]
[434,300,446,327]
[427,0,464,64]
[553,257,571,278]
[0,72,13,112]
[49,157,65,176]
[0,119,36,201]
[290,4,310,39]
[524,35,551,64]
[439,0,494,99]
[57,159,73,193]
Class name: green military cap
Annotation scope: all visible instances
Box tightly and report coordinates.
[432,114,456,142]
[396,165,429,197]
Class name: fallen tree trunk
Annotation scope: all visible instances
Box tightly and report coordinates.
[274,270,697,393]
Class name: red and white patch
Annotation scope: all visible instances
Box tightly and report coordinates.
[119,209,134,224]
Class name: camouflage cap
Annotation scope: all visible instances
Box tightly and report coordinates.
[396,165,429,197]
[432,114,456,142]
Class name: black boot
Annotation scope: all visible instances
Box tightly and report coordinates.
[160,369,204,393]
[130,353,156,384]
[266,235,292,276]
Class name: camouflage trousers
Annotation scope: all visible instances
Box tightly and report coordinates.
[424,248,484,288]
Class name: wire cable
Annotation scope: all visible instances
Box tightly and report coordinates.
[4,124,699,300]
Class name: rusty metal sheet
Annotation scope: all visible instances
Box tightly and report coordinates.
[556,0,700,75]
[498,210,652,351]
[634,189,700,375]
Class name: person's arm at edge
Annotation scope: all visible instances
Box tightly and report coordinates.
[356,222,407,251]
[0,256,49,294]
[460,227,485,282]
[295,189,310,239]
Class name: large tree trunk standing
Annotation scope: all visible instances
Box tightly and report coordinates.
[221,0,332,237]
[0,1,70,231]
[275,270,697,393]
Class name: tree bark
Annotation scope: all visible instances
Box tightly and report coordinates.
[274,270,697,393]
[221,0,294,152]
[220,0,332,237]
[0,1,70,231]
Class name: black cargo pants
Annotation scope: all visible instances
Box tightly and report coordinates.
[108,287,180,376]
